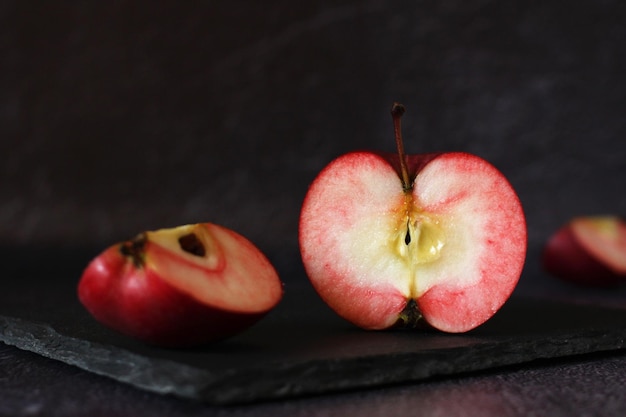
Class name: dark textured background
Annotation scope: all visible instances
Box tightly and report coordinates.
[2,1,626,415]
[3,1,625,286]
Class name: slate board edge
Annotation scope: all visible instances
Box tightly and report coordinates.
[0,315,216,399]
[3,313,626,405]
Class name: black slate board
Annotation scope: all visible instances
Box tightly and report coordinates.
[2,253,626,405]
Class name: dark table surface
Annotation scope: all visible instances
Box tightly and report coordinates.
[2,0,626,415]
[4,246,626,416]
[3,334,626,416]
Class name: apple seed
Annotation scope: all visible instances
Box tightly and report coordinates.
[178,232,206,257]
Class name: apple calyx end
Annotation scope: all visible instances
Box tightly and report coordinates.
[120,234,147,268]
[393,299,426,329]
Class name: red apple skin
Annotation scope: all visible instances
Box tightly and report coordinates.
[78,223,283,347]
[542,217,626,287]
[299,151,527,333]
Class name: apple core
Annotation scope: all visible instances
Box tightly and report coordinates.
[399,212,445,265]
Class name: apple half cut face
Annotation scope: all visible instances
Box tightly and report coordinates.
[542,216,626,286]
[78,223,283,347]
[299,104,527,333]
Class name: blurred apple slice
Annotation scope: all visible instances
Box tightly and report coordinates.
[542,216,626,286]
[78,223,283,347]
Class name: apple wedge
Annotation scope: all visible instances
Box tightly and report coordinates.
[78,223,283,347]
[542,216,626,286]
[299,103,527,333]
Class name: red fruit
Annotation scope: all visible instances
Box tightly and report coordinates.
[542,216,626,286]
[78,223,283,347]
[299,103,527,333]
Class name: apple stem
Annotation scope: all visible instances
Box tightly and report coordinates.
[391,102,411,191]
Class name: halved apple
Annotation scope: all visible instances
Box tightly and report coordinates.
[298,103,527,333]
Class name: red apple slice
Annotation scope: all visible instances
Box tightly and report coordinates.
[542,216,626,286]
[299,103,527,333]
[78,223,283,347]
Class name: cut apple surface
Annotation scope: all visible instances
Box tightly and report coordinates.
[78,223,283,347]
[542,216,626,286]
[299,103,527,333]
